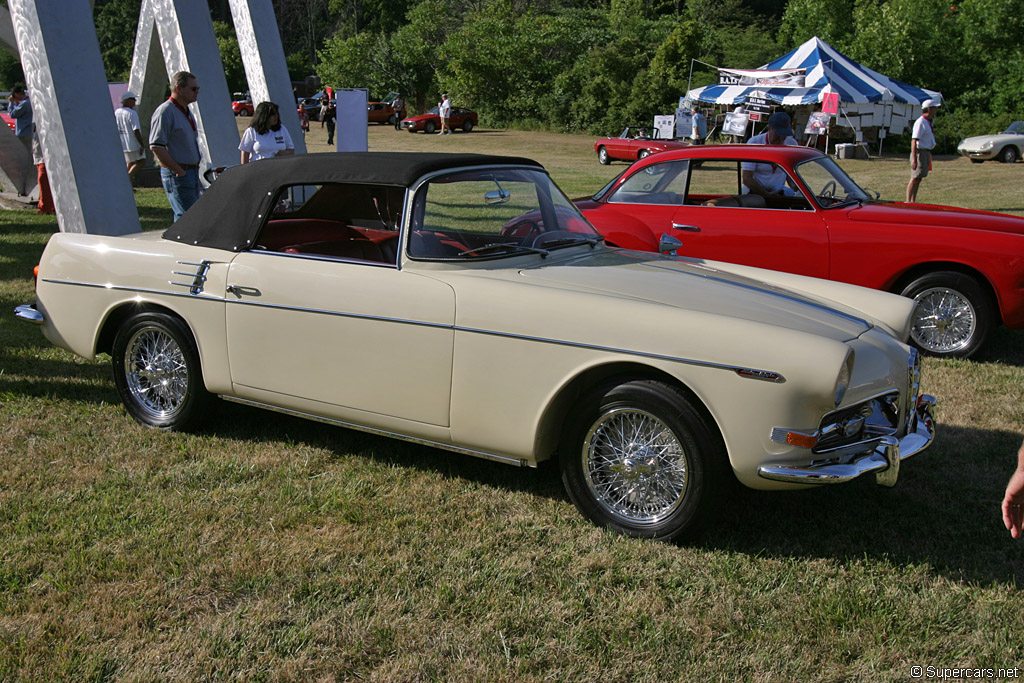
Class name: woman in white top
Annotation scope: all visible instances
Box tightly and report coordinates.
[239,101,295,163]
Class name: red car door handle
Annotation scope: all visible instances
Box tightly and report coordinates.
[672,223,701,233]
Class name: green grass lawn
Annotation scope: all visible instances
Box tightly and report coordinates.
[1,127,1022,680]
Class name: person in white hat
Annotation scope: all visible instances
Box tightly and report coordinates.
[115,90,146,185]
[906,98,940,203]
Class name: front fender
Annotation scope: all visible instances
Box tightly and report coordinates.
[583,209,658,251]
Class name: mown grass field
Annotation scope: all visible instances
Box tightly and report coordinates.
[1,125,1022,681]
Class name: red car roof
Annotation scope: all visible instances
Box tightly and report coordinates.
[643,144,826,164]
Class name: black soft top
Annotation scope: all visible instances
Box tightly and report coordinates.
[163,152,544,251]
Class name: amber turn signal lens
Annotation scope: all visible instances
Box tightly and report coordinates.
[785,431,819,449]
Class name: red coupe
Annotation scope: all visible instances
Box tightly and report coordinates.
[367,92,406,125]
[594,127,690,165]
[577,145,1024,358]
[232,98,254,116]
[401,106,477,134]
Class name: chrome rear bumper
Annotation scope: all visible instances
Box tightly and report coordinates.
[758,394,936,487]
[14,303,44,325]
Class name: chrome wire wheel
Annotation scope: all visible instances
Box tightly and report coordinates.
[123,325,190,420]
[581,407,689,527]
[910,286,977,355]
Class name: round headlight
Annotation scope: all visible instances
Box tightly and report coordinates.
[834,351,854,407]
[981,140,994,150]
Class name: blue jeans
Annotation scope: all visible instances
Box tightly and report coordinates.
[160,167,200,222]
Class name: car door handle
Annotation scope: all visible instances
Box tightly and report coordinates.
[672,223,701,233]
[226,284,261,298]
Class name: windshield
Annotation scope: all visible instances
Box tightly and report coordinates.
[795,157,870,208]
[410,167,601,260]
[1005,121,1024,135]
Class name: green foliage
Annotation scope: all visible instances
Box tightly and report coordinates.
[93,0,141,82]
[0,50,24,91]
[777,0,854,50]
[214,21,246,94]
[440,7,604,125]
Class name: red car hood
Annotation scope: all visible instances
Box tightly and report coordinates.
[845,201,1024,235]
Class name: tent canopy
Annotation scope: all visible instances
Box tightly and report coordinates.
[686,36,941,107]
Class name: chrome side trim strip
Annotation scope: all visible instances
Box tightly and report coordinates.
[40,277,786,381]
[41,278,225,302]
[219,395,531,467]
[224,297,453,330]
[455,324,786,382]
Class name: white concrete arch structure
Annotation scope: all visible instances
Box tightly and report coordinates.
[4,0,298,235]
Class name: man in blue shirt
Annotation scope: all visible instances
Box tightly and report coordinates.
[149,71,202,221]
[8,84,33,153]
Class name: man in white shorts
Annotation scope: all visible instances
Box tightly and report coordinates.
[115,90,145,185]
[906,99,939,203]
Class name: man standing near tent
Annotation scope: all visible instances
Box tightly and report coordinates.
[906,99,939,203]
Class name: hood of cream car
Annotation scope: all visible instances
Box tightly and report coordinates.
[509,250,873,342]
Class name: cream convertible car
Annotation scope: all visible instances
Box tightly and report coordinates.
[15,153,936,541]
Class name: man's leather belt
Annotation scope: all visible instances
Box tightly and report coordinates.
[162,163,199,169]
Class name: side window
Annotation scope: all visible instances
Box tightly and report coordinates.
[685,160,741,204]
[608,160,688,205]
[254,183,403,265]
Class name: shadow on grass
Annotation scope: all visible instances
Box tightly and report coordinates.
[197,399,1022,585]
[704,423,1024,586]
[965,326,1024,366]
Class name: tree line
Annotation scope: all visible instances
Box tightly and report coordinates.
[1,0,1019,140]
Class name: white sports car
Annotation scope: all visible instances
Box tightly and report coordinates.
[15,152,936,541]
[957,121,1024,163]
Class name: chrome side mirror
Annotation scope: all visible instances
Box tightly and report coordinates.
[659,234,682,256]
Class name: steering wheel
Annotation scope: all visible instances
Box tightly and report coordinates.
[502,219,541,240]
[819,180,837,199]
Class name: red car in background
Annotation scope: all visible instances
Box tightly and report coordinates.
[231,94,254,117]
[594,126,690,165]
[367,92,406,125]
[1,112,13,131]
[401,106,477,134]
[577,144,1024,359]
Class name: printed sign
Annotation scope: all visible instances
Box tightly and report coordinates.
[821,92,839,115]
[723,111,749,136]
[654,114,675,140]
[745,95,772,114]
[718,68,806,87]
[805,111,831,135]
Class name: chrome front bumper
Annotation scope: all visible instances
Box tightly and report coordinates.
[958,149,994,160]
[758,394,936,487]
[14,303,44,325]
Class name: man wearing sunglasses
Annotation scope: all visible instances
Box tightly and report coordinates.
[150,71,202,221]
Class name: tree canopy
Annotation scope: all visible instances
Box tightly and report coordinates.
[3,0,1015,137]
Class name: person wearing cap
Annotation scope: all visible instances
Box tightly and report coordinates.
[115,90,145,186]
[439,93,451,135]
[149,71,202,221]
[742,111,799,196]
[906,99,939,203]
[7,84,33,154]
